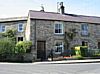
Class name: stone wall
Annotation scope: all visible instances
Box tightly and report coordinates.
[0,20,27,41]
[30,19,100,58]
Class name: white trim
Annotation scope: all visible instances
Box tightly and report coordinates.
[18,23,24,32]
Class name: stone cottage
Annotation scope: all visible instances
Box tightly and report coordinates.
[0,3,100,60]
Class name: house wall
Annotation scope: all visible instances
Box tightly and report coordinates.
[0,20,27,41]
[25,16,31,41]
[0,18,100,60]
[30,19,100,59]
[64,22,100,49]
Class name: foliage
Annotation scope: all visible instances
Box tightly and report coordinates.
[93,54,100,57]
[80,46,88,57]
[74,46,88,57]
[64,28,76,49]
[15,41,32,53]
[2,29,16,43]
[0,38,15,54]
[72,55,84,60]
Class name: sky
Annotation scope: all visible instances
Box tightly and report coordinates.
[0,0,100,18]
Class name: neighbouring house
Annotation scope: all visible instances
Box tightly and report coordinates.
[0,3,100,61]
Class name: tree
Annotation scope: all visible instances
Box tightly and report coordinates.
[2,29,17,43]
[0,38,15,54]
[0,29,17,54]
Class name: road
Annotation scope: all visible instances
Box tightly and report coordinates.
[0,63,100,74]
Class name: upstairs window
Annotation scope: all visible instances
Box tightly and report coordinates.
[54,23,63,34]
[0,25,6,32]
[18,23,23,32]
[81,24,89,36]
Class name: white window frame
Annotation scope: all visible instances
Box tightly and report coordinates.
[54,23,63,34]
[54,41,64,54]
[0,25,6,32]
[18,23,24,32]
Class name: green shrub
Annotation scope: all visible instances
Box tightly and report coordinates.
[2,29,16,43]
[93,53,100,57]
[0,38,15,54]
[15,41,32,53]
[74,46,81,55]
[80,46,88,57]
[74,46,88,57]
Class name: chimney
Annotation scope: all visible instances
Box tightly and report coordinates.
[60,2,65,14]
[40,5,44,12]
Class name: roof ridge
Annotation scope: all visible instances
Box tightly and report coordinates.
[29,10,100,18]
[29,10,60,14]
[0,16,27,20]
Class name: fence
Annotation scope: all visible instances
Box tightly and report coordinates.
[86,49,100,57]
[52,49,100,57]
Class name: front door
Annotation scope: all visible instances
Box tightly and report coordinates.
[37,41,46,61]
[98,42,100,49]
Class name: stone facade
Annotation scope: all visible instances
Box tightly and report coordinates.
[0,18,27,42]
[0,11,100,61]
[29,19,100,59]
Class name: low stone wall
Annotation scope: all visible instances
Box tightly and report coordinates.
[0,53,35,62]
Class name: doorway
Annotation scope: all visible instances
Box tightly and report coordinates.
[37,41,46,61]
[98,42,100,49]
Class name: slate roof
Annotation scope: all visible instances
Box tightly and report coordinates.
[29,10,100,24]
[0,16,27,22]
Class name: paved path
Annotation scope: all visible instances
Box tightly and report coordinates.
[34,59,100,64]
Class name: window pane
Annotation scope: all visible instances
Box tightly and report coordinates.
[19,27,22,30]
[82,25,84,30]
[19,24,22,27]
[59,24,62,29]
[0,25,2,32]
[2,26,5,32]
[55,29,59,33]
[59,29,62,33]
[55,24,59,29]
[81,24,88,35]
[82,24,88,31]
[55,42,63,53]
[18,24,23,32]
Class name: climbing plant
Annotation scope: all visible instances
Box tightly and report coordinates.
[64,28,76,50]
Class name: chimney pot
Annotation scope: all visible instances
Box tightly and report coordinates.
[60,2,65,14]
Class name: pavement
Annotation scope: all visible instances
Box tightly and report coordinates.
[34,59,100,64]
[0,61,100,74]
[0,59,100,64]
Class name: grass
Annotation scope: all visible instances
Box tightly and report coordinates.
[72,55,84,60]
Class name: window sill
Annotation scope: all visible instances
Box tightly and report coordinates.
[18,31,24,33]
[54,52,62,54]
[54,33,64,36]
[0,31,5,33]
